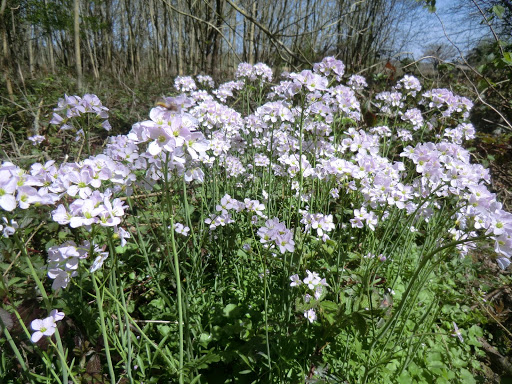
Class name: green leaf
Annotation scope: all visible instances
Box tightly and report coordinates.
[115,245,127,254]
[149,297,165,310]
[320,300,338,313]
[157,325,171,337]
[125,300,135,314]
[352,312,368,335]
[408,361,420,377]
[239,353,255,370]
[396,370,413,384]
[460,368,476,384]
[223,303,240,319]
[239,370,252,374]
[198,333,212,348]
[492,5,505,19]
[7,277,23,287]
[502,52,512,66]
[136,355,146,376]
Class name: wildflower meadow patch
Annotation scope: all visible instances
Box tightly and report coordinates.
[1,57,511,383]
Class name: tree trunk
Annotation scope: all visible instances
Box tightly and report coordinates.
[209,0,224,74]
[231,8,236,71]
[74,0,83,91]
[177,0,184,75]
[104,0,113,73]
[47,34,55,73]
[124,0,136,76]
[86,30,99,79]
[27,24,35,77]
[248,1,256,64]
[1,0,13,102]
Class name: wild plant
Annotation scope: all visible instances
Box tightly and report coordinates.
[1,57,510,383]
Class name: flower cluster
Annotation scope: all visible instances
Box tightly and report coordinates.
[52,191,126,229]
[174,222,190,236]
[401,108,424,130]
[257,218,295,254]
[47,240,111,290]
[347,74,368,91]
[0,161,59,212]
[196,75,215,88]
[290,270,329,323]
[301,212,335,241]
[174,76,197,93]
[213,80,244,102]
[313,56,345,81]
[50,94,111,132]
[205,194,266,231]
[394,74,422,97]
[126,104,211,185]
[47,241,87,290]
[89,243,110,273]
[235,62,273,83]
[351,207,379,231]
[375,91,404,114]
[28,135,46,146]
[421,88,473,119]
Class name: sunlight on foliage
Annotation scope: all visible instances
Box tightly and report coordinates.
[1,57,511,383]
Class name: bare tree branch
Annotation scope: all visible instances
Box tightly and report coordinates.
[225,0,306,64]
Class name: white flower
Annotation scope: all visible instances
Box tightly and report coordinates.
[90,248,109,273]
[2,217,18,238]
[175,222,190,236]
[50,309,65,322]
[289,274,302,287]
[451,322,464,343]
[304,309,317,323]
[28,135,45,145]
[303,270,322,290]
[30,311,64,343]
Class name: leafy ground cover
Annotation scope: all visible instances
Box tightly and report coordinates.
[1,58,512,383]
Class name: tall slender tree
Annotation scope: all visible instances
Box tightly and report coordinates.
[74,0,82,90]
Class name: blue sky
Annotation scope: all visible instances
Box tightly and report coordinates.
[406,0,490,59]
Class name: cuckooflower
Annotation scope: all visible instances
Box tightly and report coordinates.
[304,309,317,323]
[30,310,65,343]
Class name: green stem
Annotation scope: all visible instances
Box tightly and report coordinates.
[92,275,116,384]
[170,214,185,384]
[162,154,185,384]
[49,340,80,384]
[0,321,32,379]
[13,231,69,384]
[361,235,491,383]
[249,225,272,378]
[101,288,178,371]
[119,280,134,384]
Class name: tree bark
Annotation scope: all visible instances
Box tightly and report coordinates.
[27,24,35,77]
[74,0,83,91]
[177,0,184,75]
[1,0,13,102]
[248,1,256,64]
